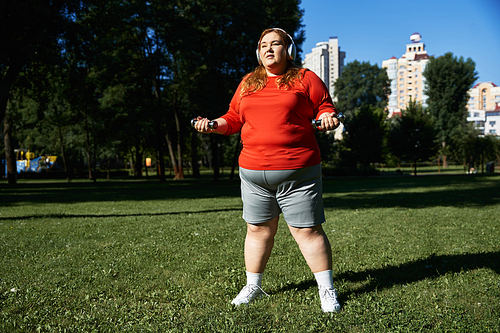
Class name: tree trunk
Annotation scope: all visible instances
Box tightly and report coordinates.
[156,127,166,182]
[165,132,178,178]
[191,132,200,178]
[83,112,93,180]
[129,148,136,176]
[0,60,23,124]
[3,105,17,184]
[57,123,69,179]
[135,145,143,178]
[174,111,184,179]
[441,141,448,168]
[210,135,220,181]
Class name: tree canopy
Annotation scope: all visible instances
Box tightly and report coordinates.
[387,99,437,176]
[342,104,387,174]
[1,0,306,183]
[333,60,390,114]
[423,52,477,167]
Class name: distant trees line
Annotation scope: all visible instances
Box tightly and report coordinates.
[331,54,499,176]
[2,1,498,184]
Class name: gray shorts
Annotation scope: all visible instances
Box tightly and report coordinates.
[239,164,325,228]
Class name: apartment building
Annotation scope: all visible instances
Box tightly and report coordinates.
[467,81,500,136]
[302,37,346,99]
[382,33,430,117]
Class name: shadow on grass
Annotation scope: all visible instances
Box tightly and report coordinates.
[323,175,500,209]
[0,179,242,206]
[273,251,500,300]
[2,174,499,209]
[0,207,243,221]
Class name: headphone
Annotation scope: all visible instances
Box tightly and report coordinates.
[256,28,296,63]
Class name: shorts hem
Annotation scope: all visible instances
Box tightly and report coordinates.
[285,220,325,228]
[243,214,281,225]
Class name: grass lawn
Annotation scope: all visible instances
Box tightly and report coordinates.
[1,174,499,332]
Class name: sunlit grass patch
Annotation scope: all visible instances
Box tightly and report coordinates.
[1,175,499,332]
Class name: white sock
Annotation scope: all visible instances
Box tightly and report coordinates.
[314,270,334,289]
[246,271,263,287]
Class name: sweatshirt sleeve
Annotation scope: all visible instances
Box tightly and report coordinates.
[220,82,244,135]
[302,70,338,119]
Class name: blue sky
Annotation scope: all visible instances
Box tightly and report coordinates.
[299,0,500,84]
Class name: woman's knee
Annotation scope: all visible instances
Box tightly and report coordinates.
[289,224,326,241]
[247,217,279,238]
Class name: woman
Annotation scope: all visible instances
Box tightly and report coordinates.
[193,28,341,312]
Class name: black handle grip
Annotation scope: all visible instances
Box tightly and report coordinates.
[312,112,345,129]
[191,118,218,130]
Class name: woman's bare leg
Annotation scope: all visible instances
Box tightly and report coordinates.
[244,216,279,273]
[287,224,332,273]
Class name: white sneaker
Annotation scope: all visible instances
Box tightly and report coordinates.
[319,286,341,313]
[231,284,269,306]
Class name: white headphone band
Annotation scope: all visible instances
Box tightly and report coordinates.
[272,28,295,45]
[256,28,296,62]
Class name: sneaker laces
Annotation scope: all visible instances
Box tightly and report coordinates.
[320,286,337,299]
[319,286,341,312]
[232,284,269,305]
[240,284,269,298]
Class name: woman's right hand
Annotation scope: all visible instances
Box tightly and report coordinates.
[193,117,217,134]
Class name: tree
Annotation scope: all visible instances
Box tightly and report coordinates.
[460,129,499,174]
[2,0,307,182]
[387,99,437,176]
[181,0,305,180]
[342,105,387,174]
[1,0,83,183]
[423,52,477,168]
[333,60,390,115]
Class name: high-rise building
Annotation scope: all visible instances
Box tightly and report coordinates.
[382,33,430,117]
[302,37,346,99]
[467,81,500,136]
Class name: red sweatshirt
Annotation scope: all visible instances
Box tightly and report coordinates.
[221,69,337,170]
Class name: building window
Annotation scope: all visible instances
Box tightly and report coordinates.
[490,121,496,126]
[470,97,474,100]
[490,130,496,134]
[400,90,404,94]
[474,112,480,117]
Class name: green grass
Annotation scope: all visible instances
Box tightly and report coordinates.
[1,174,499,332]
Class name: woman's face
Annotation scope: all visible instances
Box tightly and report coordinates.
[259,31,288,76]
